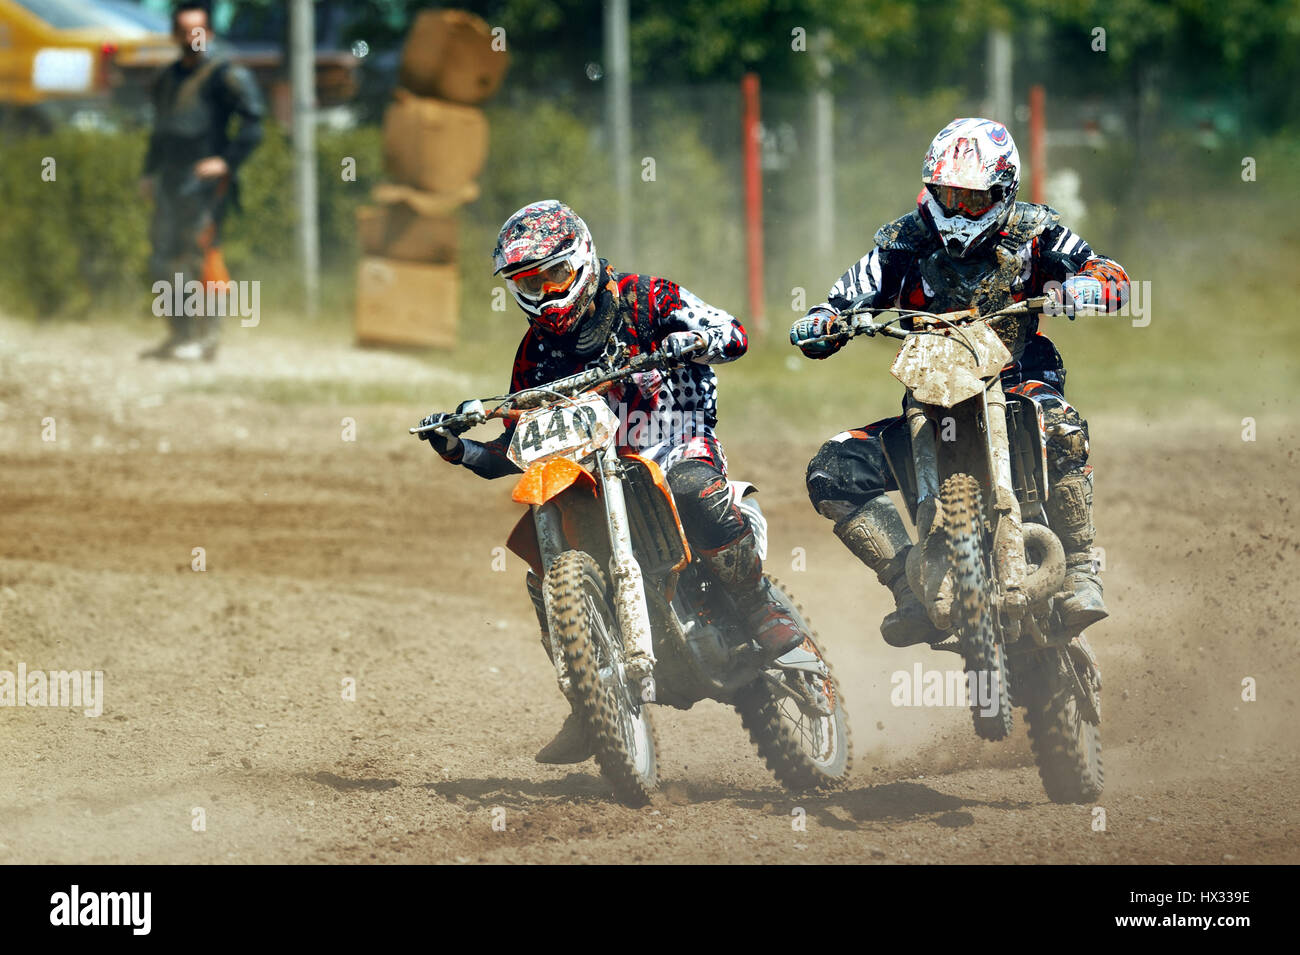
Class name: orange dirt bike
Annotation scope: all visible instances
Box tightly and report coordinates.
[412,340,851,806]
[808,295,1102,803]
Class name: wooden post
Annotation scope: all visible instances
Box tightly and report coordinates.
[742,72,765,332]
[1029,83,1046,204]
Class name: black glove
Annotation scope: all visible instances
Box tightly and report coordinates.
[418,407,474,458]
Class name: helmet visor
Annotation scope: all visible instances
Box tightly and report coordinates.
[927,183,1003,218]
[505,258,579,301]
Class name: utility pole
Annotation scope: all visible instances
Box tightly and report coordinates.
[987,27,1012,128]
[290,0,319,319]
[811,30,834,264]
[603,0,632,261]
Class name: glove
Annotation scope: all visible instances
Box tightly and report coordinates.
[1056,276,1105,319]
[790,309,846,358]
[418,405,474,458]
[660,331,706,364]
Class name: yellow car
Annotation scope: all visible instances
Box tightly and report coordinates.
[0,0,171,127]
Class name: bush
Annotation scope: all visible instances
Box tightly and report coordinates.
[0,123,384,319]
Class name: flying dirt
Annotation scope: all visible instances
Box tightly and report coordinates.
[0,317,1296,864]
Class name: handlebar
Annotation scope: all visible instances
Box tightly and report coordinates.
[808,295,1053,348]
[410,337,707,437]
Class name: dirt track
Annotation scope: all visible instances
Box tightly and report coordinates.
[1,317,1297,864]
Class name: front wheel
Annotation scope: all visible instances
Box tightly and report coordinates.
[942,472,1013,740]
[735,578,852,791]
[544,550,658,806]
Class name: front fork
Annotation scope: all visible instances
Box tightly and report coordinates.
[597,453,657,701]
[908,379,1029,621]
[530,454,657,702]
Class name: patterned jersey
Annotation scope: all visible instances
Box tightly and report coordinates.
[447,262,747,479]
[807,201,1129,386]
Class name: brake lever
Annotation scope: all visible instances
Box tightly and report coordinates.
[409,399,487,436]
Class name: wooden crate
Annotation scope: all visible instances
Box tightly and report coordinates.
[382,90,487,194]
[355,203,459,263]
[399,9,509,105]
[355,257,459,349]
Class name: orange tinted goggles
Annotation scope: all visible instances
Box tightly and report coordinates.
[507,260,578,299]
[927,183,1002,218]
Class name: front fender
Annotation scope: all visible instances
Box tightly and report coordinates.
[510,457,598,506]
[890,324,1011,406]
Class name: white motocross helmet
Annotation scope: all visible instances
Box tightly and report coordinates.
[919,118,1021,258]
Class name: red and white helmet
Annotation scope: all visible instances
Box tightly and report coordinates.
[492,200,601,336]
[919,118,1020,258]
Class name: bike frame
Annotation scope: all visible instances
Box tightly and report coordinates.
[906,378,1030,619]
[509,443,694,703]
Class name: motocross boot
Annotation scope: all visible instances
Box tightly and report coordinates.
[535,705,594,765]
[1045,469,1109,632]
[701,529,806,662]
[527,571,594,765]
[834,496,944,648]
[139,314,191,360]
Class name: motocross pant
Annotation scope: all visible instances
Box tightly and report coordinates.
[662,436,750,551]
[806,379,1090,521]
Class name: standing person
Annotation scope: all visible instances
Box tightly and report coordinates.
[418,200,809,763]
[139,1,265,361]
[790,118,1129,647]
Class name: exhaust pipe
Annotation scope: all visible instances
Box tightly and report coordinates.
[1021,522,1066,605]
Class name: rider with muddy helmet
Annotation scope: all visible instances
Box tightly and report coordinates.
[420,200,808,763]
[790,118,1130,648]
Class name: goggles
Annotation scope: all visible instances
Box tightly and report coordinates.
[927,182,1004,218]
[505,257,579,301]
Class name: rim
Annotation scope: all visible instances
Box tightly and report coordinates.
[585,589,655,778]
[774,644,839,767]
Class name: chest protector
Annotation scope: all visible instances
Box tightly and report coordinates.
[879,203,1060,363]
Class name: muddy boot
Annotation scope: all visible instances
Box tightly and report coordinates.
[701,529,805,662]
[1045,469,1108,632]
[535,704,593,764]
[834,496,944,648]
[526,571,593,764]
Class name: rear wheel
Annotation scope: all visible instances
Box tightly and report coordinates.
[942,473,1013,740]
[736,578,852,791]
[1024,650,1104,803]
[544,550,657,806]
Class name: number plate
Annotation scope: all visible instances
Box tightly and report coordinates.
[507,393,619,468]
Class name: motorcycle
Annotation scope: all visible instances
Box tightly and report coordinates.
[413,340,852,806]
[807,295,1103,803]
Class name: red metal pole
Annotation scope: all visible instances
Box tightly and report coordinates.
[1029,83,1046,204]
[742,72,765,332]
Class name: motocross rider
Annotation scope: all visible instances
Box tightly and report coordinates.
[420,200,807,763]
[790,118,1129,647]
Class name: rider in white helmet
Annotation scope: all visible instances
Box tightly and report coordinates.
[791,118,1130,646]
